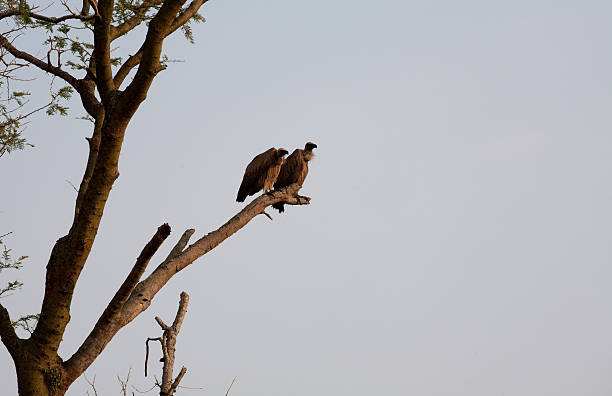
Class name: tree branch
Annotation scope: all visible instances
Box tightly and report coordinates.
[0,35,80,89]
[0,33,100,116]
[116,0,190,116]
[154,316,169,330]
[156,292,189,396]
[170,291,188,331]
[119,184,309,325]
[110,0,165,41]
[0,303,21,358]
[225,376,237,396]
[113,45,144,88]
[168,0,207,33]
[0,9,95,23]
[169,367,187,395]
[54,185,309,383]
[113,0,207,88]
[63,224,171,383]
[74,109,104,219]
[145,336,161,377]
[164,229,195,262]
[93,0,116,103]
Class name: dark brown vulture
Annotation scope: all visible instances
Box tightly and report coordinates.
[272,142,317,213]
[236,147,289,202]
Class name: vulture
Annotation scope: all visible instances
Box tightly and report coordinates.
[236,147,289,202]
[272,142,317,213]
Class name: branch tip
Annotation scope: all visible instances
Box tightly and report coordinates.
[158,223,171,238]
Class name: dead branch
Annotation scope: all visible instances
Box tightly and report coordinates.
[117,367,134,396]
[164,229,195,263]
[145,337,162,377]
[146,292,190,396]
[118,183,309,325]
[61,185,309,385]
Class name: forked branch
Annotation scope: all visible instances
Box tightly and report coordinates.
[0,35,80,89]
[62,185,309,386]
[63,224,172,383]
[145,292,190,396]
[119,184,310,325]
[113,0,208,88]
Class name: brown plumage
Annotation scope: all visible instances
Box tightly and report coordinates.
[272,142,317,213]
[236,147,288,202]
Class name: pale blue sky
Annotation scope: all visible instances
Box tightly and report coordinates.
[3,1,612,395]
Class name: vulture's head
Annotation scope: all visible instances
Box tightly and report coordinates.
[304,142,317,161]
[276,148,289,164]
[305,142,318,151]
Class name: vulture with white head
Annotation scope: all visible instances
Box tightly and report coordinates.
[272,142,317,213]
[236,147,289,202]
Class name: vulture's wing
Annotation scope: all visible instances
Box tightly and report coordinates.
[272,149,306,213]
[274,149,305,189]
[237,148,277,202]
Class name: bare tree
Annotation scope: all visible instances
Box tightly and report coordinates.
[0,1,311,394]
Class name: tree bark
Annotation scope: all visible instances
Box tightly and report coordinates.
[13,342,63,396]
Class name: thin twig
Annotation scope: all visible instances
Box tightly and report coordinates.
[131,383,158,394]
[225,376,237,396]
[0,231,13,239]
[65,179,79,192]
[176,384,204,390]
[117,367,132,396]
[169,366,187,394]
[83,374,98,396]
[145,337,161,377]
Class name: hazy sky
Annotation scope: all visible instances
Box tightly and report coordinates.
[3,1,612,395]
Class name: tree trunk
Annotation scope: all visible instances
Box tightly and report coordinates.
[13,343,65,396]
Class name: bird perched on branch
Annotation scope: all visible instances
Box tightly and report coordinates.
[236,147,289,202]
[272,142,317,213]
